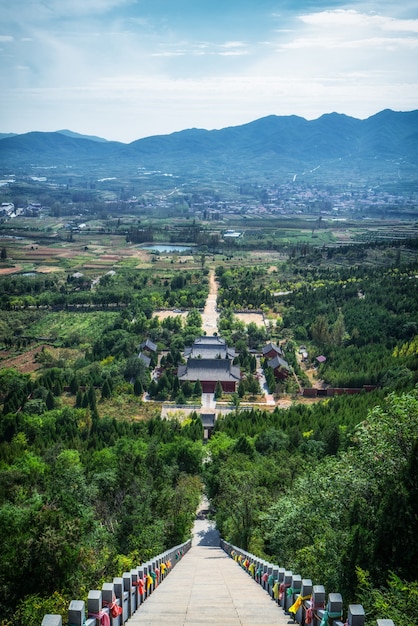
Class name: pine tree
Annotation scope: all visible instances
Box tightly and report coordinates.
[193,379,203,396]
[45,391,55,410]
[87,385,97,410]
[214,380,223,399]
[101,379,112,399]
[133,378,143,396]
[69,376,78,395]
[75,389,83,408]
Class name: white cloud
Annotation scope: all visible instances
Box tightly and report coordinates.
[300,9,418,33]
[0,35,14,42]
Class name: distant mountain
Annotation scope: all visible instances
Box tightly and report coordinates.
[0,133,17,140]
[1,110,417,182]
[55,129,108,143]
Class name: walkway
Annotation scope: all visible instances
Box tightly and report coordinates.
[201,269,219,335]
[128,500,289,625]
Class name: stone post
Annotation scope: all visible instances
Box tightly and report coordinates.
[261,560,269,590]
[143,562,151,598]
[269,567,279,598]
[347,604,365,626]
[137,566,146,602]
[41,617,62,626]
[286,574,301,613]
[68,601,85,626]
[294,578,313,625]
[102,582,121,626]
[306,584,325,625]
[114,576,128,623]
[316,593,343,626]
[376,621,395,626]
[274,567,285,604]
[279,571,292,609]
[123,572,133,618]
[87,590,109,626]
[130,569,140,612]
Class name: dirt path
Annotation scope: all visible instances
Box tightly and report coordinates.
[201,269,219,334]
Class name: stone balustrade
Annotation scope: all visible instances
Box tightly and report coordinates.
[220,539,396,626]
[41,539,191,626]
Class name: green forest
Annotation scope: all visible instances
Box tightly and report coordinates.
[1,240,418,625]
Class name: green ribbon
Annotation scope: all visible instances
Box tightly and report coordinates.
[287,587,294,597]
[320,610,342,626]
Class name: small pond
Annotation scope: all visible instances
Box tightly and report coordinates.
[140,244,195,253]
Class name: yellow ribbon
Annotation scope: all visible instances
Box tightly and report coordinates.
[273,582,280,600]
[289,594,312,615]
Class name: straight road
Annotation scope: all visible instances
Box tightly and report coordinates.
[201,269,219,335]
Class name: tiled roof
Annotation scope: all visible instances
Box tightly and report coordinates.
[267,355,290,371]
[178,358,241,382]
[184,336,236,360]
[138,352,151,368]
[262,342,283,356]
[140,339,157,352]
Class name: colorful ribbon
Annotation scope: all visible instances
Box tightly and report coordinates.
[305,601,325,624]
[320,609,343,626]
[279,582,290,600]
[88,610,110,626]
[103,596,122,618]
[289,594,312,616]
[273,582,279,600]
[133,578,145,594]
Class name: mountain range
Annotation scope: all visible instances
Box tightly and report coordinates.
[1,109,418,182]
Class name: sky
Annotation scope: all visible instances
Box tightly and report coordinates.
[1,0,418,143]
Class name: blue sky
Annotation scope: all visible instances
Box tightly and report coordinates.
[1,0,418,142]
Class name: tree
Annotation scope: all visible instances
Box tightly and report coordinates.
[133,378,143,396]
[193,379,203,396]
[45,391,55,410]
[1,247,7,260]
[101,379,112,399]
[331,311,347,346]
[310,314,331,346]
[75,389,83,408]
[230,393,241,415]
[214,380,223,399]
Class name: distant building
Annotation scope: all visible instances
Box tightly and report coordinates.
[178,358,241,393]
[140,339,158,354]
[262,342,283,360]
[200,412,216,440]
[184,336,235,360]
[138,352,151,368]
[178,335,240,393]
[267,355,291,381]
[223,230,242,238]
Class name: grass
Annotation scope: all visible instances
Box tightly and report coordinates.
[29,310,119,344]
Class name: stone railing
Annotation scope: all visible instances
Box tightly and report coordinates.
[220,539,396,626]
[41,539,191,626]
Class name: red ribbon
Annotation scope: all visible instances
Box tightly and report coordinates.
[89,610,110,626]
[133,578,145,594]
[103,596,122,618]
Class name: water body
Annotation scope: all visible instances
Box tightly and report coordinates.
[141,244,194,253]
